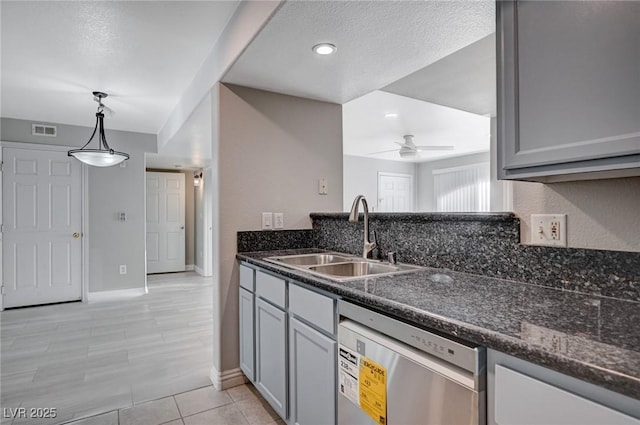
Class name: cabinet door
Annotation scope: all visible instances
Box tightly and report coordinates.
[494,365,640,425]
[498,1,640,181]
[239,287,255,382]
[289,317,336,425]
[255,297,288,419]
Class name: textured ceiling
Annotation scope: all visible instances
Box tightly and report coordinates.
[1,1,240,134]
[383,33,496,116]
[223,0,495,104]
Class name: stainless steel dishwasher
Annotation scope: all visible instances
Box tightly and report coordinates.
[338,301,486,425]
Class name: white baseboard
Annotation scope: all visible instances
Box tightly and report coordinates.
[88,287,147,303]
[209,366,247,391]
[186,264,195,271]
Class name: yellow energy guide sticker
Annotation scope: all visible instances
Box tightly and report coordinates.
[359,357,387,425]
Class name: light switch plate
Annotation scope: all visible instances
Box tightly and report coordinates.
[318,178,328,195]
[530,214,567,247]
[262,212,273,230]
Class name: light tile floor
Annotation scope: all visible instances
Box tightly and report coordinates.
[0,272,233,425]
[65,383,282,425]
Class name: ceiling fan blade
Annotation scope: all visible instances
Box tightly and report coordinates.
[414,145,454,151]
[368,149,400,155]
[393,141,409,147]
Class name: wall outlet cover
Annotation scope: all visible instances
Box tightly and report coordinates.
[530,214,567,247]
[274,213,284,229]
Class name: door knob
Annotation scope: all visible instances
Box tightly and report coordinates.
[73,232,80,239]
[180,226,185,230]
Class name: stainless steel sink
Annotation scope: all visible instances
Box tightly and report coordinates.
[264,252,423,281]
[266,253,352,266]
[309,261,400,277]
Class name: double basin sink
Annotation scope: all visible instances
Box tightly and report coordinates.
[265,252,423,282]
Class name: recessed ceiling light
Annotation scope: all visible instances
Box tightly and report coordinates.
[384,113,399,118]
[312,43,337,55]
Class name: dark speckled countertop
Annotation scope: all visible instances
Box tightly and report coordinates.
[237,248,640,400]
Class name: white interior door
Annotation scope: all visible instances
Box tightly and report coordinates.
[2,146,82,308]
[146,172,186,274]
[377,172,414,212]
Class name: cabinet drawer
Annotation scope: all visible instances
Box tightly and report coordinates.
[239,264,255,292]
[256,270,286,308]
[289,283,335,335]
[495,365,640,425]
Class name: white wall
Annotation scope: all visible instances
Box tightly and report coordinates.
[417,151,490,211]
[212,83,343,378]
[343,155,417,212]
[195,170,206,273]
[513,177,640,252]
[1,117,157,292]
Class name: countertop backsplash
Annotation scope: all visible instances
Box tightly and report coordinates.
[238,212,640,302]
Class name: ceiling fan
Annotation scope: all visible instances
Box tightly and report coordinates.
[369,135,454,158]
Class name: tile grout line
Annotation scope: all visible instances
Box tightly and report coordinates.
[172,395,183,420]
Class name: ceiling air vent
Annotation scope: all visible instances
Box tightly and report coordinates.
[32,124,57,137]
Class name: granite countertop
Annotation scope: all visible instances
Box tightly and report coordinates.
[237,248,640,400]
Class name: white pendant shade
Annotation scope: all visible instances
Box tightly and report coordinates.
[68,91,130,168]
[69,150,128,167]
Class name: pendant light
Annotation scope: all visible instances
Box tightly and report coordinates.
[68,92,129,167]
[194,171,203,187]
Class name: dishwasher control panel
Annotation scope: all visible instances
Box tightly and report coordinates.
[338,300,485,375]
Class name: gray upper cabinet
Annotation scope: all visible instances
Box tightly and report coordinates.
[497,0,640,182]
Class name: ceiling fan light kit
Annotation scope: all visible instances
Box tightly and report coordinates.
[369,134,455,159]
[68,92,130,167]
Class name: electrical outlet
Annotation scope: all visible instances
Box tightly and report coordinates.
[318,178,328,195]
[274,213,284,229]
[262,212,273,230]
[119,265,127,275]
[530,214,567,247]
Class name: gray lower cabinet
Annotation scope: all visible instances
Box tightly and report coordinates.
[488,349,640,424]
[497,0,640,182]
[255,297,288,419]
[289,317,336,425]
[238,262,338,424]
[239,287,255,382]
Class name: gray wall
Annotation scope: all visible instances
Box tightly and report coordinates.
[514,177,640,252]
[343,155,417,212]
[417,151,491,211]
[213,83,343,375]
[146,168,196,268]
[1,117,157,292]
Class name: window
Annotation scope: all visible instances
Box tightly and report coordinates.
[433,163,490,212]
